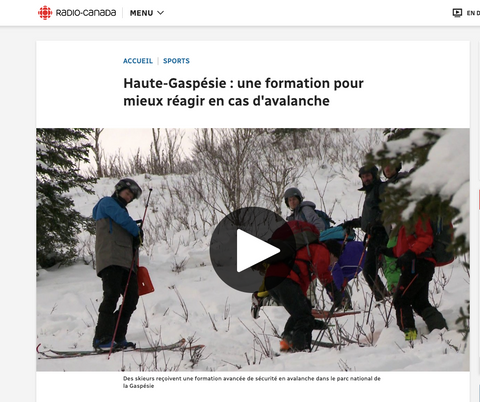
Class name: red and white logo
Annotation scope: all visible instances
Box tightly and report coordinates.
[38,6,52,20]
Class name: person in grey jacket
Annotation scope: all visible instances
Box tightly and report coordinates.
[284,187,325,306]
[284,187,325,233]
[92,178,143,350]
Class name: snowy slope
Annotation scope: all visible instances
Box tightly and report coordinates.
[36,161,469,373]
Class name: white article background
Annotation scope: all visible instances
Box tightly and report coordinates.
[33,39,473,402]
[36,41,469,128]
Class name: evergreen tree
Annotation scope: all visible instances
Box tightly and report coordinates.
[367,128,469,256]
[36,128,97,268]
[455,300,470,341]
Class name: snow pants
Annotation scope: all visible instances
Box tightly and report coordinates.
[94,265,139,343]
[363,230,389,301]
[268,278,315,351]
[393,258,447,332]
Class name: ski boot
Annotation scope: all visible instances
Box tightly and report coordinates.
[404,328,418,341]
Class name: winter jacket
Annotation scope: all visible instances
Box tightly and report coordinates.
[383,171,410,186]
[93,196,140,276]
[266,242,333,296]
[379,171,410,204]
[287,201,325,233]
[359,181,384,234]
[392,218,435,264]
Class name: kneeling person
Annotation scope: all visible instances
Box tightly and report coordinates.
[265,240,343,352]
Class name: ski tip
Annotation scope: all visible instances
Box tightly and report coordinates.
[36,343,42,353]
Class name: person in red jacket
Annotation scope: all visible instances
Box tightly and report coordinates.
[264,239,343,352]
[380,217,447,340]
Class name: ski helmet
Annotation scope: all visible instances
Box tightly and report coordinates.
[114,178,143,201]
[284,187,303,207]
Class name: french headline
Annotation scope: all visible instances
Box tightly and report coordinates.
[122,77,365,108]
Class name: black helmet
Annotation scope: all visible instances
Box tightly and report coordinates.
[114,178,143,201]
[284,187,303,207]
[358,165,379,179]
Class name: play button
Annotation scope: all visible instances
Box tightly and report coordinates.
[210,207,294,293]
[237,229,280,272]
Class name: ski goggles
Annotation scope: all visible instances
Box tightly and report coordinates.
[116,179,143,199]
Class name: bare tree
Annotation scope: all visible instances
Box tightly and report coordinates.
[149,128,185,175]
[187,128,260,219]
[252,133,305,214]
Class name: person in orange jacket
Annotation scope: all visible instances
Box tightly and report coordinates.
[379,217,447,340]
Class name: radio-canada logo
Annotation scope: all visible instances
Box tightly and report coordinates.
[38,6,52,20]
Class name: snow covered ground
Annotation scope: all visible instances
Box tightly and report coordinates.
[36,155,469,373]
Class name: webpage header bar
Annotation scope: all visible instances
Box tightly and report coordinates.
[3,1,480,26]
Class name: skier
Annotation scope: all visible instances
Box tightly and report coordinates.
[378,216,448,341]
[284,187,326,233]
[342,165,389,302]
[255,237,344,352]
[382,163,409,187]
[92,178,144,350]
[284,187,326,305]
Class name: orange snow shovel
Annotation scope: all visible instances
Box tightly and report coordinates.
[137,265,154,296]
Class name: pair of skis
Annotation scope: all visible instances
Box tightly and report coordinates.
[311,308,360,319]
[37,338,204,359]
[310,309,361,349]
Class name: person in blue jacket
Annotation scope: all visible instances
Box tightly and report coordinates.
[92,178,143,350]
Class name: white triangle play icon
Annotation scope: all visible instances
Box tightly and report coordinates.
[237,229,280,273]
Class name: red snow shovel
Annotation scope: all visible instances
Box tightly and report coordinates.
[137,266,154,296]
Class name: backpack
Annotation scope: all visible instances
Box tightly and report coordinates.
[320,225,355,241]
[300,208,335,230]
[272,220,320,250]
[330,240,366,287]
[421,217,455,267]
[264,220,320,265]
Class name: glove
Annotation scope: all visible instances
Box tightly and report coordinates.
[326,282,344,310]
[133,227,144,249]
[313,320,328,330]
[366,222,386,236]
[376,246,395,258]
[342,218,361,230]
[395,250,416,269]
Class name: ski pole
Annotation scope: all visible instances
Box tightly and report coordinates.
[385,299,395,326]
[139,188,153,230]
[108,188,153,358]
[353,234,370,291]
[312,302,336,352]
[340,230,349,253]
[366,291,375,325]
[312,230,352,353]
